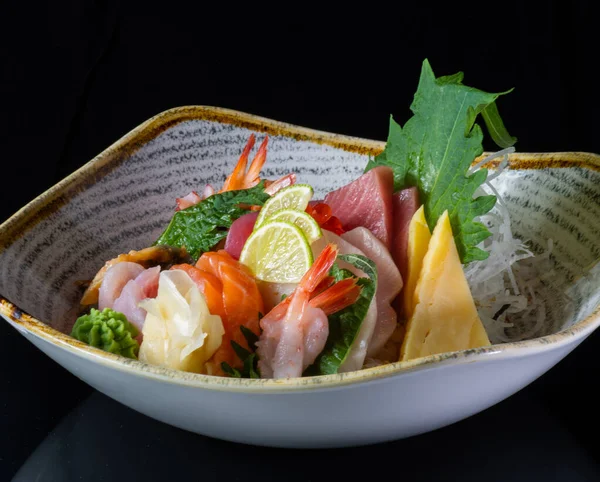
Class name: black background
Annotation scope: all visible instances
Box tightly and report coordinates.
[1,1,599,480]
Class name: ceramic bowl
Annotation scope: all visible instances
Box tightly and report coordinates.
[1,107,599,448]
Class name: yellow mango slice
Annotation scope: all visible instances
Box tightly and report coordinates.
[403,206,432,320]
[400,211,490,361]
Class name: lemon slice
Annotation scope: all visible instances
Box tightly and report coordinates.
[255,184,313,228]
[266,209,322,244]
[239,220,313,283]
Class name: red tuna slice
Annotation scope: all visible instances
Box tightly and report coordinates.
[324,166,394,248]
[224,211,259,260]
[391,187,420,283]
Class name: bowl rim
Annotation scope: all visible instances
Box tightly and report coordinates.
[1,105,600,393]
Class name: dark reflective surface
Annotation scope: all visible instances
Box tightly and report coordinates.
[12,389,600,482]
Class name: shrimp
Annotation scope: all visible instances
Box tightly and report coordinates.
[175,191,202,211]
[264,173,296,195]
[257,244,361,379]
[221,134,269,192]
[174,135,296,214]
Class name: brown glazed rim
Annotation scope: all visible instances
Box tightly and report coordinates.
[1,105,599,393]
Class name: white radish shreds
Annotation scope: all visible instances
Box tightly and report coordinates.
[470,147,515,172]
[503,240,576,341]
[466,148,553,343]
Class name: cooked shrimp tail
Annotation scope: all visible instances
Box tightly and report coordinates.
[245,135,269,186]
[220,134,299,198]
[264,173,296,195]
[221,134,256,192]
[310,278,361,315]
[312,275,335,297]
[299,243,339,294]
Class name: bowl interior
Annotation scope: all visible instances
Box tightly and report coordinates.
[1,110,599,345]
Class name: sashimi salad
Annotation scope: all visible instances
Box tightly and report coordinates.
[72,60,531,379]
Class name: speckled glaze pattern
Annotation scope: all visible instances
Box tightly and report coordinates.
[0,106,599,393]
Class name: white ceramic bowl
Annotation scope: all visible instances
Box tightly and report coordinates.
[1,107,599,448]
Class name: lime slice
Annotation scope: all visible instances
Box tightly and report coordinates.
[267,209,322,244]
[255,184,313,228]
[239,220,313,283]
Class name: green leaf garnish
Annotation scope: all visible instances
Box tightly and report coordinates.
[154,182,270,261]
[307,254,377,375]
[222,326,262,379]
[240,325,259,349]
[231,340,251,361]
[71,308,139,359]
[365,59,516,263]
[221,362,242,378]
[482,101,517,149]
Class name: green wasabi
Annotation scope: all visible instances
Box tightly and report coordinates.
[71,308,140,359]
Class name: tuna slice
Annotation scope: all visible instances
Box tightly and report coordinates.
[342,227,403,357]
[224,211,259,260]
[324,166,394,249]
[391,187,420,283]
[311,232,378,373]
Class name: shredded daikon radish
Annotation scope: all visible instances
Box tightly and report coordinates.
[470,147,515,172]
[465,147,545,343]
[466,147,556,343]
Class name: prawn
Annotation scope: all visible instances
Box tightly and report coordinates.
[257,244,361,379]
[175,134,295,211]
[221,134,269,192]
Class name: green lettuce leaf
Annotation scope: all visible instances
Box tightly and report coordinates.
[154,182,270,261]
[365,59,516,263]
[71,308,139,359]
[308,254,377,375]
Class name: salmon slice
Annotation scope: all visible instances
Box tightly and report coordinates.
[171,264,226,320]
[196,251,264,374]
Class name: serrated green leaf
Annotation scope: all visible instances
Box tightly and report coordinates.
[307,254,377,376]
[154,182,270,261]
[366,59,516,264]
